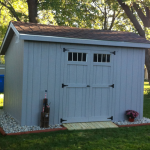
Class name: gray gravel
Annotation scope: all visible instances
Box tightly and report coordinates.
[0,113,62,134]
[114,117,150,126]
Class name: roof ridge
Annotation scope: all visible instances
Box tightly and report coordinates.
[11,21,138,34]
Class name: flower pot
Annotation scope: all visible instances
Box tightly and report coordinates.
[128,118,134,122]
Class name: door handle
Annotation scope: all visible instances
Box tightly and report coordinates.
[87,85,90,87]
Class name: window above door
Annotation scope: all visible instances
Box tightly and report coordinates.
[68,52,87,62]
[93,54,110,63]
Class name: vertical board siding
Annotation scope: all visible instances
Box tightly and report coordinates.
[131,50,139,111]
[113,48,144,121]
[119,49,127,120]
[26,42,34,125]
[114,50,122,121]
[139,50,145,119]
[32,43,42,125]
[23,41,63,125]
[22,41,145,125]
[47,43,57,125]
[54,44,62,124]
[5,35,24,124]
[22,42,28,125]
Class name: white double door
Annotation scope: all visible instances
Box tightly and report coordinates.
[61,49,114,123]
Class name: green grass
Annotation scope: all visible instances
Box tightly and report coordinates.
[1,85,150,150]
[1,125,150,150]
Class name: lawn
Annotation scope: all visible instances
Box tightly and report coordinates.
[0,83,150,150]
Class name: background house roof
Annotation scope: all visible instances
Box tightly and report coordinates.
[12,21,150,44]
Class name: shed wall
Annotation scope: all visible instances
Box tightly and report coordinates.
[4,35,24,124]
[22,41,145,125]
[112,48,145,121]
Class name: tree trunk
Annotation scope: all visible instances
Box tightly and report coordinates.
[27,0,38,23]
[117,0,145,37]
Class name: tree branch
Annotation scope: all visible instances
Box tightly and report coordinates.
[109,10,120,30]
[0,1,20,21]
[104,5,107,30]
[133,2,150,27]
[117,0,145,38]
[93,1,104,15]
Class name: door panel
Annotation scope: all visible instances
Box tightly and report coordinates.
[61,48,113,123]
[88,51,113,122]
[65,87,89,122]
[62,49,90,123]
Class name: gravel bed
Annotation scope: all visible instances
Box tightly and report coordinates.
[0,113,62,134]
[114,117,150,126]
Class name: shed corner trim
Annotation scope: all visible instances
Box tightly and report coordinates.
[0,22,20,55]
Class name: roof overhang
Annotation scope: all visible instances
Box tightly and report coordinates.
[20,33,150,49]
[1,22,150,55]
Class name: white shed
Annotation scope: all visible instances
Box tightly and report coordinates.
[1,21,150,126]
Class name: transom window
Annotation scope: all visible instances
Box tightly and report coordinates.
[68,52,87,62]
[93,54,110,62]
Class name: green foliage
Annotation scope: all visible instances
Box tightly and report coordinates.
[143,95,150,118]
[145,88,150,97]
[0,0,28,63]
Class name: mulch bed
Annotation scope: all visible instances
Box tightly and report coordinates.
[0,126,67,136]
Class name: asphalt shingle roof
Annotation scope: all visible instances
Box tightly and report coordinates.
[11,21,150,44]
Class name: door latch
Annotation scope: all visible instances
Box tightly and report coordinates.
[63,48,69,52]
[109,84,114,88]
[87,85,90,87]
[110,51,115,55]
[62,83,68,88]
[107,116,113,120]
[60,118,67,123]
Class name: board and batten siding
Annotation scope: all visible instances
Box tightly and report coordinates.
[112,47,145,122]
[21,41,145,126]
[22,41,61,125]
[4,35,24,124]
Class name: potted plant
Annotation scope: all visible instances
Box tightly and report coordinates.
[125,110,139,122]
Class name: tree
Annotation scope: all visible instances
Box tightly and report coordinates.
[0,0,28,63]
[27,0,38,23]
[117,0,150,83]
[39,0,134,31]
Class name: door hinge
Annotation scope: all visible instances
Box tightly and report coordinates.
[110,51,115,55]
[62,83,68,88]
[109,84,114,88]
[63,48,69,52]
[60,118,67,123]
[107,116,113,120]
